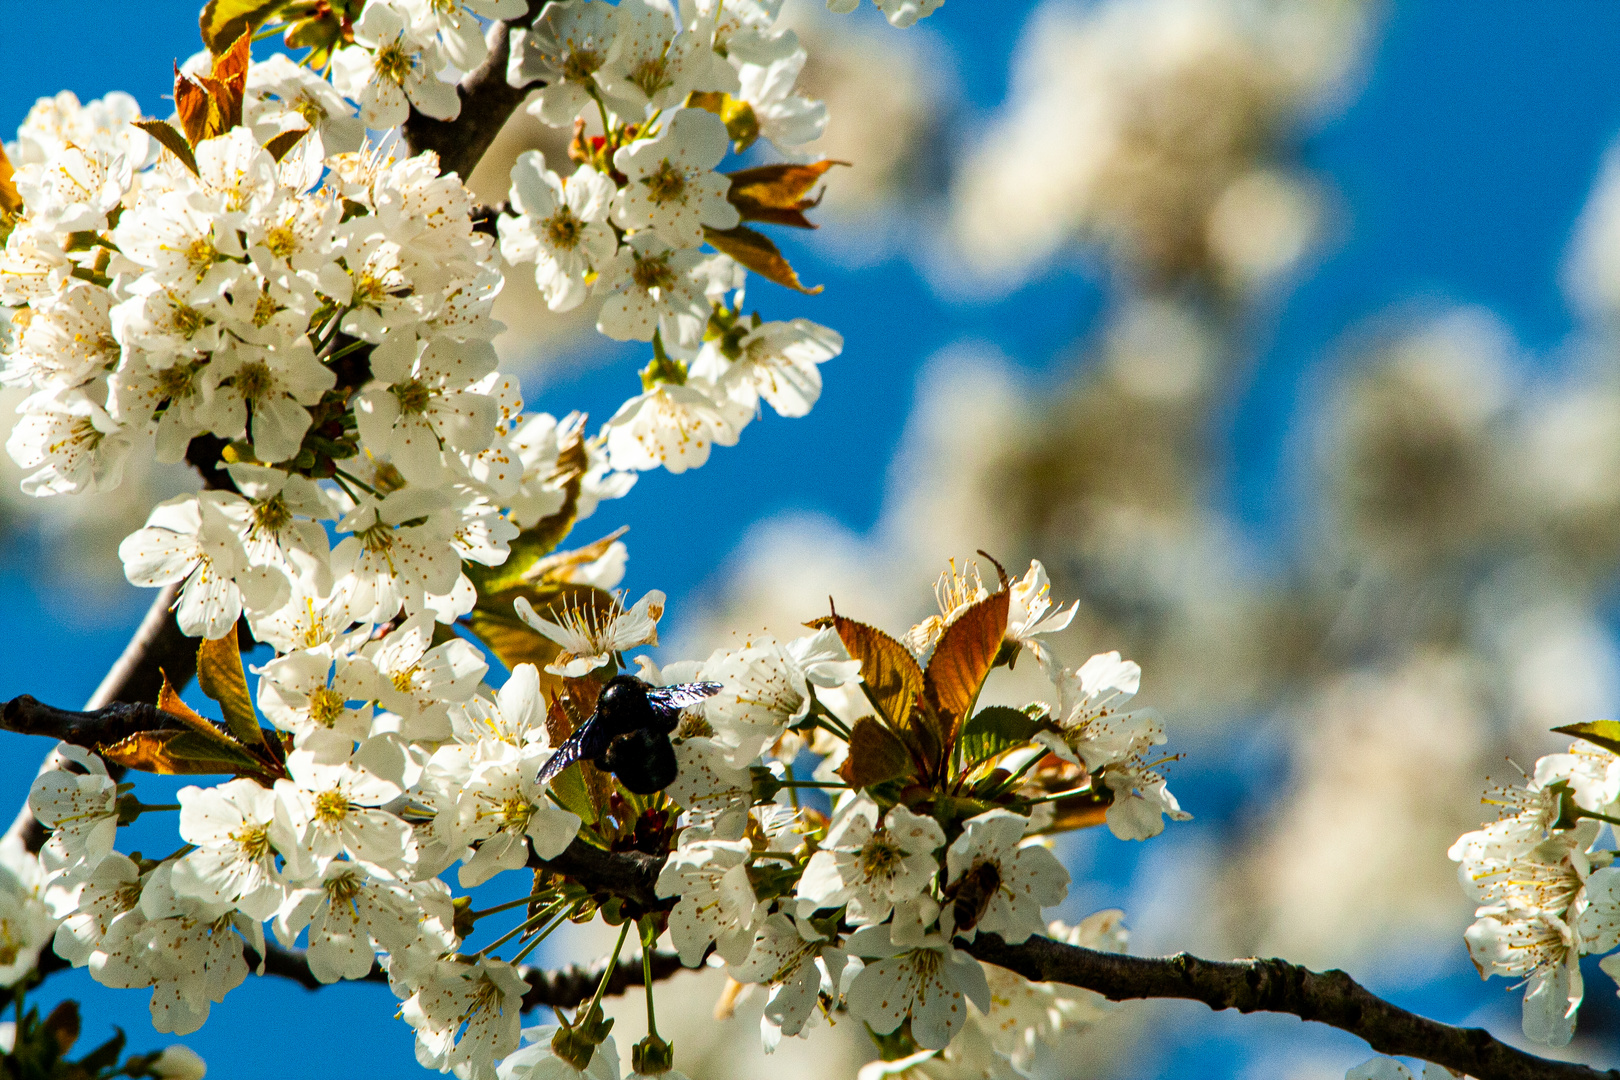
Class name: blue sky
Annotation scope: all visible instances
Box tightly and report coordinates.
[4,1,1620,1076]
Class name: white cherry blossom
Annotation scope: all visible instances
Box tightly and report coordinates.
[796,799,945,926]
[513,587,665,677]
[331,0,461,129]
[655,838,763,966]
[498,153,618,312]
[846,923,991,1052]
[943,809,1070,944]
[612,108,740,249]
[171,778,306,920]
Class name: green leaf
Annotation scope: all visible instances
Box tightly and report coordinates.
[1553,721,1620,757]
[200,0,289,53]
[548,762,599,825]
[836,717,915,790]
[133,120,198,176]
[703,225,823,294]
[196,633,266,749]
[958,705,1044,770]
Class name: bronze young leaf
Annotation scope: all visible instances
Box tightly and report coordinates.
[922,590,1011,753]
[704,225,823,295]
[836,716,915,790]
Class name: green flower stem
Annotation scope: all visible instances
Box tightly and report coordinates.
[476,897,570,959]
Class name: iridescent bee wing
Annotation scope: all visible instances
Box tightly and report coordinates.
[535,723,594,786]
[644,681,724,732]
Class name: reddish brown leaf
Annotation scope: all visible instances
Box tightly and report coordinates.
[208,32,252,130]
[99,729,260,775]
[263,126,308,162]
[174,67,212,146]
[725,161,845,228]
[157,671,209,729]
[704,225,822,295]
[836,716,914,790]
[809,615,924,731]
[922,591,1011,750]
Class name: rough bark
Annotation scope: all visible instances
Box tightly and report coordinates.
[964,933,1620,1080]
[401,1,547,179]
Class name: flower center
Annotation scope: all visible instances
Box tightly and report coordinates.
[184,236,217,278]
[307,684,346,727]
[234,360,275,404]
[252,292,279,328]
[156,363,201,402]
[291,94,327,128]
[858,836,903,880]
[391,378,432,415]
[497,795,534,833]
[373,41,414,86]
[631,253,676,293]
[644,160,686,205]
[314,788,349,826]
[251,493,292,537]
[630,54,671,99]
[233,822,271,861]
[171,303,209,339]
[562,46,601,82]
[326,870,362,904]
[545,210,582,250]
[358,521,395,556]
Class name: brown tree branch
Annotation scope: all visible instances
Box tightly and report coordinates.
[258,940,687,1012]
[402,1,547,179]
[0,697,182,747]
[964,932,1619,1080]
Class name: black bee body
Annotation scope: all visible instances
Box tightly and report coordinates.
[536,675,723,795]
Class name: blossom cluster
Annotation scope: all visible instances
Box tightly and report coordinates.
[1448,737,1620,1046]
[0,3,1183,1080]
[19,548,1183,1079]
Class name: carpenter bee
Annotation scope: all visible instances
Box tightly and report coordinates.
[536,675,723,795]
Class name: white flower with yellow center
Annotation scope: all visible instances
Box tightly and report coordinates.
[453,743,582,887]
[276,732,415,872]
[400,957,528,1080]
[655,838,763,967]
[171,778,306,920]
[274,859,422,983]
[729,911,850,1043]
[365,611,489,741]
[513,587,665,677]
[330,0,461,130]
[498,152,618,312]
[118,492,286,639]
[612,108,740,249]
[29,743,119,875]
[7,386,132,497]
[508,0,620,127]
[846,922,991,1052]
[692,317,843,423]
[331,489,465,627]
[796,799,945,927]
